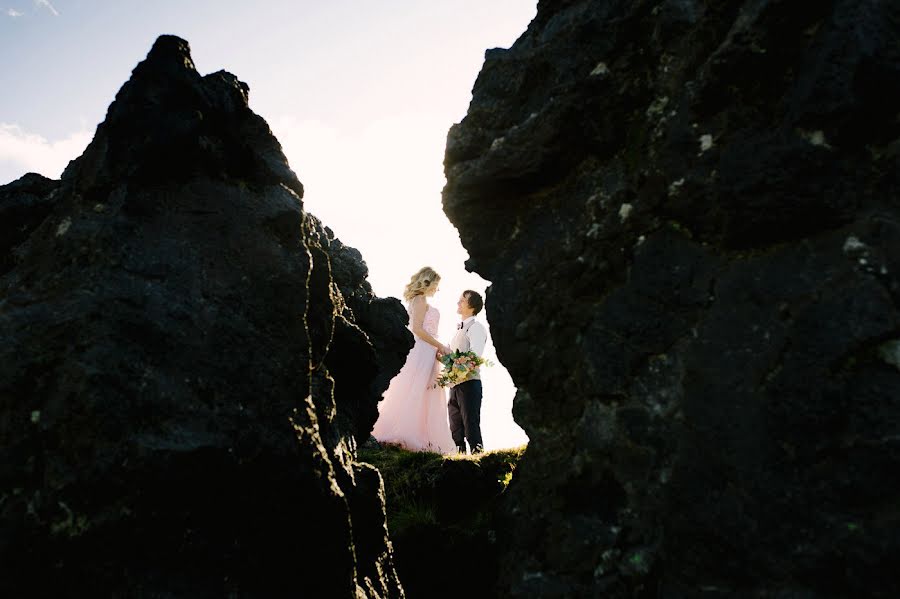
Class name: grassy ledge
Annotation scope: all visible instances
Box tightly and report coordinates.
[359,443,526,599]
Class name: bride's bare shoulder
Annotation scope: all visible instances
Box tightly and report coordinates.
[409,294,428,311]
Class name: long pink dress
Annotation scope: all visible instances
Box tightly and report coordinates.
[372,304,456,454]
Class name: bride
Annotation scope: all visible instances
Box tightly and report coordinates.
[372,266,456,453]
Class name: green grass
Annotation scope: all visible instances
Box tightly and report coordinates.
[359,443,525,534]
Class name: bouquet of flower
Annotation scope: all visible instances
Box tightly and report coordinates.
[436,350,493,388]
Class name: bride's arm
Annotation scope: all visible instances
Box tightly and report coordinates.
[409,295,443,350]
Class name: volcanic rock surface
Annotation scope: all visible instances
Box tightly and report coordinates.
[444,1,900,597]
[0,35,409,598]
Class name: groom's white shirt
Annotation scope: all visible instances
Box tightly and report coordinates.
[450,316,488,381]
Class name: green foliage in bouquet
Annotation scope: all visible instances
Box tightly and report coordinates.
[436,350,493,388]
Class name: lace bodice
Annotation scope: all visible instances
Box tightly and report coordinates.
[409,304,440,337]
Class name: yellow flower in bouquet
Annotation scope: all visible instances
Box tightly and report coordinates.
[436,350,493,388]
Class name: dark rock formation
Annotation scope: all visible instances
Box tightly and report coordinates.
[0,173,59,277]
[359,444,523,599]
[444,1,900,597]
[0,36,409,598]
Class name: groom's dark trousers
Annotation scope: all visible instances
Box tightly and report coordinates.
[448,379,483,453]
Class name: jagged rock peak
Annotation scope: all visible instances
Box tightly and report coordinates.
[144,34,196,69]
[126,35,249,112]
[63,34,302,199]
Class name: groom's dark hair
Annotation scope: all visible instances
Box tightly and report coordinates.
[463,290,483,315]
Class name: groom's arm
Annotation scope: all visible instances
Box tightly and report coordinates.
[469,323,488,357]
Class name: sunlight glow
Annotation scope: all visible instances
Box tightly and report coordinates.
[0,0,535,450]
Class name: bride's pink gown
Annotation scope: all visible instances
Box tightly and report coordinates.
[372,304,456,454]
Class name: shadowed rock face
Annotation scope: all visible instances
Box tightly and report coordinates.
[0,35,408,598]
[444,1,900,597]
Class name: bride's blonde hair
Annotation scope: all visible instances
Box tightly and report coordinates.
[403,266,441,302]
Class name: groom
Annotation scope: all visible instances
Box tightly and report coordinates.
[441,290,488,454]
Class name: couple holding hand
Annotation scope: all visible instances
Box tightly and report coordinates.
[372,267,487,455]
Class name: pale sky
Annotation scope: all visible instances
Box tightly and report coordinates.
[1,0,535,449]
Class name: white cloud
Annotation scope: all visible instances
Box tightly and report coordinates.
[0,123,92,182]
[33,0,58,16]
[6,8,24,17]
